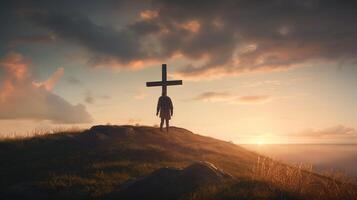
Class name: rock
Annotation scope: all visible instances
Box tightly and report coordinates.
[85,125,136,138]
[117,161,234,200]
[181,161,234,184]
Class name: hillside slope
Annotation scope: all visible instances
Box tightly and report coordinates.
[0,125,355,200]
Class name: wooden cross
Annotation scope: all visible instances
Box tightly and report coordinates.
[146,64,183,94]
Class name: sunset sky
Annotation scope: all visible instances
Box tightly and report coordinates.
[0,0,356,144]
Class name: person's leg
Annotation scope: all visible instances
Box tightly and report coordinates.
[166,119,169,132]
[160,118,164,131]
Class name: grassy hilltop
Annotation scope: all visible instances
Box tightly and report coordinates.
[0,125,356,200]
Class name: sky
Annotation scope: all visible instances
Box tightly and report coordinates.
[0,0,356,144]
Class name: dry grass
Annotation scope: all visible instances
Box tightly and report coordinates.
[251,156,357,200]
[0,126,84,141]
[43,171,130,197]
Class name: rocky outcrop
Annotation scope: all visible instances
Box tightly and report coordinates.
[118,161,234,200]
[86,125,136,137]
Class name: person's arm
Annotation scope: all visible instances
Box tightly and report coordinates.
[169,98,173,116]
[156,97,161,116]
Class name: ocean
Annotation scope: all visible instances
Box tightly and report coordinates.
[242,144,357,178]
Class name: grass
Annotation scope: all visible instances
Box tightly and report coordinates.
[0,126,356,200]
[251,156,357,200]
[178,157,357,200]
[0,126,83,141]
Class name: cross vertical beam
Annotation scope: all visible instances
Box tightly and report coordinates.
[162,64,167,95]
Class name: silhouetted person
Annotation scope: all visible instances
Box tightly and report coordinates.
[156,91,173,132]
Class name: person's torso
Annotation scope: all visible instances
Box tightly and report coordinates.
[159,96,172,111]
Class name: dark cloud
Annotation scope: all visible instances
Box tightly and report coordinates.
[2,0,357,78]
[157,0,357,79]
[7,34,55,48]
[29,12,148,65]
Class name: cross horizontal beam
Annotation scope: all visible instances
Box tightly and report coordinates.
[146,64,182,95]
[146,80,183,87]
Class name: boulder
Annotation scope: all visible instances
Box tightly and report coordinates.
[85,125,136,138]
[118,161,234,200]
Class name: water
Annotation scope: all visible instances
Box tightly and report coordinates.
[242,144,357,178]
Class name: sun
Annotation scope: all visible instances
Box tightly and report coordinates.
[255,137,267,145]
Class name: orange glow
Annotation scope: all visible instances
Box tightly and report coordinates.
[90,57,160,71]
[1,52,29,80]
[172,67,229,81]
[0,53,29,103]
[0,81,15,103]
[180,20,201,33]
[33,67,64,91]
[140,10,159,21]
[237,95,271,104]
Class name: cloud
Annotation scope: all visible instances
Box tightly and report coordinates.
[284,125,357,143]
[298,125,357,138]
[194,91,271,104]
[7,34,56,48]
[66,76,81,85]
[84,91,94,104]
[155,0,357,79]
[242,80,281,88]
[0,52,93,124]
[237,95,271,104]
[5,1,357,78]
[84,91,112,104]
[33,67,64,90]
[140,10,159,21]
[28,11,162,69]
[194,92,233,102]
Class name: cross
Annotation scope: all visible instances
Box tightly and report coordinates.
[146,64,183,94]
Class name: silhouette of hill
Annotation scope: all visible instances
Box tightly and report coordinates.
[0,125,356,200]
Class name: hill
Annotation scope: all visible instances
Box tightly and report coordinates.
[0,125,356,200]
